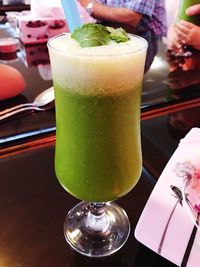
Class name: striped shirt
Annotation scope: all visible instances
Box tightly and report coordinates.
[96,0,167,37]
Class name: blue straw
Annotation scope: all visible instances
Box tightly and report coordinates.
[61,0,82,32]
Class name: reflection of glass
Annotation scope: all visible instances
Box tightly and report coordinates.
[178,0,200,25]
[22,44,50,67]
[167,106,200,140]
[21,44,51,80]
[176,0,200,57]
[37,64,52,80]
[3,0,25,4]
[166,50,200,101]
[48,33,147,257]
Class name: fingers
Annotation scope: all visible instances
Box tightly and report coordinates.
[174,21,194,44]
[186,4,200,16]
[177,20,194,30]
[167,25,185,50]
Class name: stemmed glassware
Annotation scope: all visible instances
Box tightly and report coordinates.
[48,32,147,257]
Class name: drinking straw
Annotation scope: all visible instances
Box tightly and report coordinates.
[61,0,82,32]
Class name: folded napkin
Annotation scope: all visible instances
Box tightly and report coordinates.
[135,127,200,267]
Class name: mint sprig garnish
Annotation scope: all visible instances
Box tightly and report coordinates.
[71,23,111,48]
[71,23,130,48]
[106,26,130,43]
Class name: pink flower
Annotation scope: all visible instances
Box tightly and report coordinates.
[194,204,200,213]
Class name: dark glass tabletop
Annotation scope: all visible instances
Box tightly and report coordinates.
[142,104,200,178]
[142,44,200,111]
[0,142,175,267]
[1,104,200,266]
[0,23,55,147]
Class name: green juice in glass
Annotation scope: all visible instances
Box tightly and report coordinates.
[48,34,147,202]
[178,0,200,25]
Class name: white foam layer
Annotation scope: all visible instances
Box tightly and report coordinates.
[48,33,147,95]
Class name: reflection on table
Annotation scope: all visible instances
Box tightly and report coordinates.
[2,103,200,266]
[142,104,200,178]
[0,1,30,15]
[142,43,200,109]
[0,142,169,267]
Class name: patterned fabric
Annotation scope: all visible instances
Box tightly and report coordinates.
[96,0,167,37]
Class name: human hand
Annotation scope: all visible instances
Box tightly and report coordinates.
[167,25,182,50]
[186,4,200,16]
[175,20,200,51]
[78,0,90,8]
[166,50,183,71]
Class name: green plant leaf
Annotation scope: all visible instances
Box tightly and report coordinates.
[106,27,130,43]
[71,23,130,47]
[71,23,111,47]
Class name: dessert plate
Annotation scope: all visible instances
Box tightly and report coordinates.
[182,178,200,234]
[135,128,200,267]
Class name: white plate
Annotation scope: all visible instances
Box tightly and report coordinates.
[135,128,200,267]
[182,178,200,234]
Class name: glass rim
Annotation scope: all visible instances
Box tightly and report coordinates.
[47,32,148,58]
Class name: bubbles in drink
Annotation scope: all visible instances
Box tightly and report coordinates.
[49,34,147,95]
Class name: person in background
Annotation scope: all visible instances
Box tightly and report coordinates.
[167,4,200,51]
[165,0,179,28]
[78,0,167,36]
[78,0,167,72]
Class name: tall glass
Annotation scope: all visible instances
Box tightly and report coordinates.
[177,0,200,56]
[48,33,147,257]
[178,0,200,25]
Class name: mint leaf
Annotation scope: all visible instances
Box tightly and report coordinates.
[106,27,130,43]
[71,23,130,47]
[71,23,111,48]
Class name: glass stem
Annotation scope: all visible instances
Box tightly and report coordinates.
[89,202,106,215]
[84,202,109,236]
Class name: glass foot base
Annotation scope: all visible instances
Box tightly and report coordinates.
[64,201,130,257]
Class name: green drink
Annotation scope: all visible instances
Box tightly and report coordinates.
[178,0,200,25]
[48,28,147,257]
[54,84,141,202]
[49,34,147,202]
